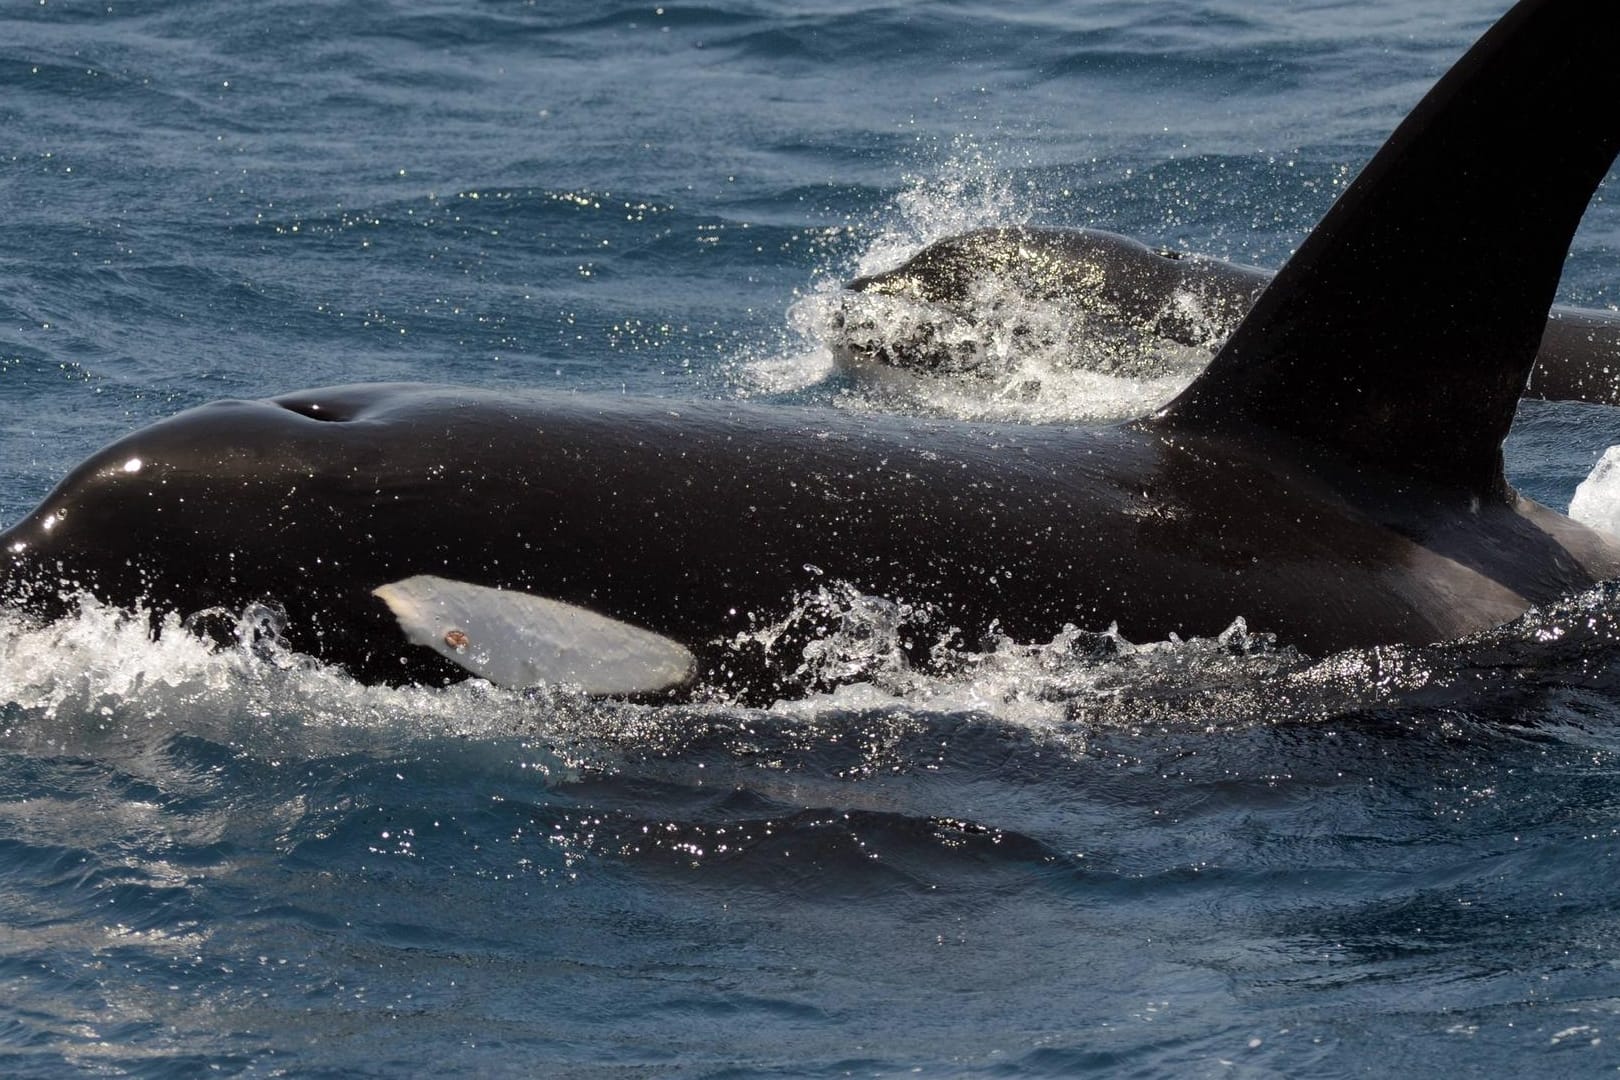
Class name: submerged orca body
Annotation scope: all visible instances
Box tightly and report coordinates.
[835,226,1620,408]
[3,0,1619,700]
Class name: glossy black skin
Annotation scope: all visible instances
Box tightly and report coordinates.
[2,383,1615,701]
[1530,307,1620,403]
[839,225,1620,405]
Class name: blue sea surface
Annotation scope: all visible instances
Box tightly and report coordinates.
[5,1,1620,1076]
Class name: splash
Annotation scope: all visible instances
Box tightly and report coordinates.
[5,577,1619,768]
[734,145,1030,399]
[825,279,1216,423]
[854,148,1029,279]
[1569,444,1620,535]
[738,147,1236,422]
[0,596,593,761]
[719,578,949,696]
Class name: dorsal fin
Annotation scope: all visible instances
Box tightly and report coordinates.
[1154,0,1620,499]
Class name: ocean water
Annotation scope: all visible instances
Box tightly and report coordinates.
[4,0,1620,1076]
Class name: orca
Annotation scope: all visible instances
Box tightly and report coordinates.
[834,225,1620,409]
[1,0,1618,702]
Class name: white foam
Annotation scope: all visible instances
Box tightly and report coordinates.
[0,584,1300,757]
[714,579,1314,735]
[16,575,1616,760]
[0,595,593,762]
[1569,445,1620,537]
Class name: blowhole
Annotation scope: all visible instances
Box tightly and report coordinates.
[277,399,349,422]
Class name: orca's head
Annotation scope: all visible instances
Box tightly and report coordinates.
[0,395,384,623]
